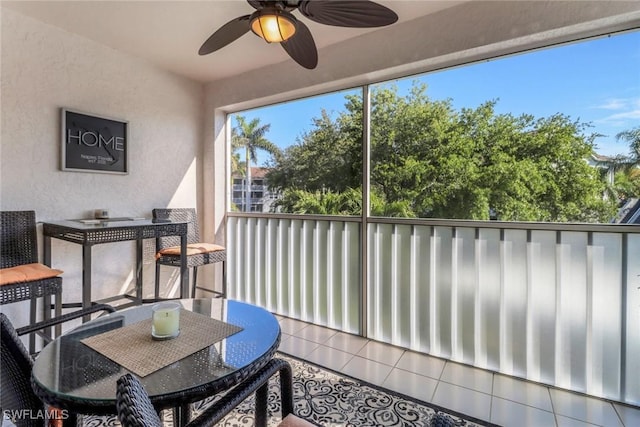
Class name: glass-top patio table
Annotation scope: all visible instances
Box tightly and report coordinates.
[30,298,282,426]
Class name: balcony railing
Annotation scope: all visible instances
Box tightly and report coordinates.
[227,212,640,406]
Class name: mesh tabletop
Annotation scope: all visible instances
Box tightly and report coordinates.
[81,310,242,377]
[30,299,281,415]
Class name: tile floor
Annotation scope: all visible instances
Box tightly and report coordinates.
[275,316,640,427]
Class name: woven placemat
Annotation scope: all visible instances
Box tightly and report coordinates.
[81,309,243,377]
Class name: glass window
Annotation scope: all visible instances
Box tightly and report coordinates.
[230,89,363,215]
[229,31,639,223]
[369,31,638,222]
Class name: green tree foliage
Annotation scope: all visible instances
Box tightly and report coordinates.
[275,187,362,215]
[266,110,361,193]
[612,127,640,199]
[613,169,640,200]
[592,127,640,201]
[267,83,617,222]
[274,187,416,217]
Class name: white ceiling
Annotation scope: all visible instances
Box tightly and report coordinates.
[1,0,465,83]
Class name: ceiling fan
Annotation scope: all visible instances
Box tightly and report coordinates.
[198,0,398,69]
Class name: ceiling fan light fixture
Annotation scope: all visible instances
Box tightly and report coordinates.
[250,8,296,43]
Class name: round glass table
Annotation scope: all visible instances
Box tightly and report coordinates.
[31,298,281,421]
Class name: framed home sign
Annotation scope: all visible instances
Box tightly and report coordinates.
[61,108,129,174]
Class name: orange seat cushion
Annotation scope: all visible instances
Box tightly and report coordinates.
[157,243,225,259]
[0,263,63,286]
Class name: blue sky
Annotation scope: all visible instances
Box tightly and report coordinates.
[233,30,639,166]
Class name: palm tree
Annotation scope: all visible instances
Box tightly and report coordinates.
[230,137,244,177]
[231,116,281,212]
[616,126,640,165]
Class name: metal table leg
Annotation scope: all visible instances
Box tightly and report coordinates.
[82,245,92,322]
[173,403,190,427]
[135,239,143,304]
[42,235,60,339]
[180,234,188,299]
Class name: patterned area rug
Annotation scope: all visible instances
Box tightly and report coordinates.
[82,353,497,427]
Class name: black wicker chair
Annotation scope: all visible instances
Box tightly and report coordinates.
[117,358,300,427]
[0,305,116,427]
[152,208,226,300]
[1,210,63,353]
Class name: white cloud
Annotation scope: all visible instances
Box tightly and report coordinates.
[593,97,640,128]
[609,109,640,120]
[595,98,628,110]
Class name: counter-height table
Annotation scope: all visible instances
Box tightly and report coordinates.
[42,218,188,319]
[31,298,285,427]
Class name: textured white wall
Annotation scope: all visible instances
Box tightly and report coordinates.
[0,8,203,328]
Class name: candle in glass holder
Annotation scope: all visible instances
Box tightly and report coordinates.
[151,302,180,340]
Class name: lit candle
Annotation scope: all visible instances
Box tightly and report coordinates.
[151,302,180,339]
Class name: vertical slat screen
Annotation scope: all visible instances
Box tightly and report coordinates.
[501,229,528,377]
[228,216,360,334]
[527,230,557,384]
[625,233,640,404]
[365,222,635,405]
[590,232,622,400]
[228,215,637,405]
[477,228,501,370]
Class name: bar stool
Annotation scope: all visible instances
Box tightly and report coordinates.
[0,210,63,353]
[152,208,226,299]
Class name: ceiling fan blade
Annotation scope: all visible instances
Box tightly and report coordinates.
[298,0,398,27]
[198,15,251,55]
[281,20,318,69]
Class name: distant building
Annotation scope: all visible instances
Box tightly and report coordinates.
[231,167,279,212]
[587,153,616,185]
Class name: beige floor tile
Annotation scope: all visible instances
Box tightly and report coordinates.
[382,368,438,403]
[280,333,291,343]
[432,381,492,421]
[342,355,394,387]
[279,317,309,335]
[324,331,369,355]
[396,350,446,380]
[556,415,601,427]
[304,344,354,372]
[356,340,405,366]
[278,336,319,359]
[295,323,337,344]
[493,374,553,412]
[614,403,640,427]
[550,389,623,427]
[490,396,556,427]
[440,362,494,394]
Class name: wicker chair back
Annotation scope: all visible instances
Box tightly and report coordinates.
[152,208,199,250]
[1,210,39,268]
[117,358,297,427]
[1,305,116,427]
[116,374,163,427]
[0,313,44,427]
